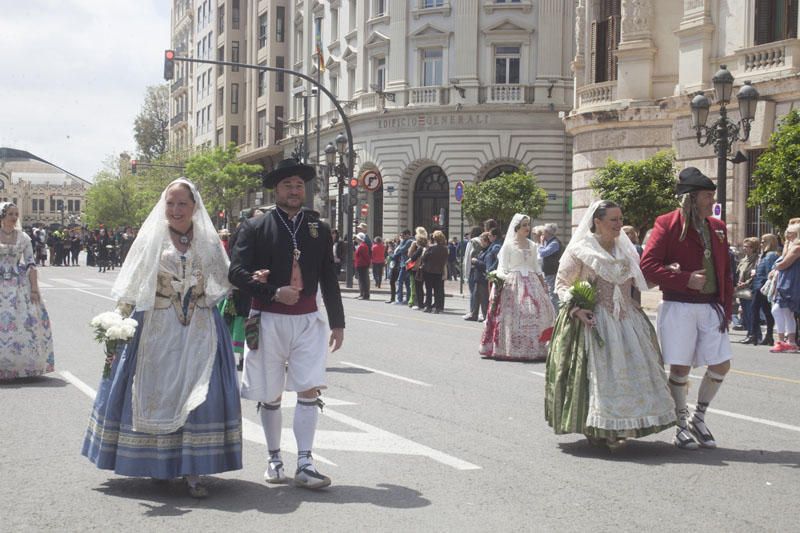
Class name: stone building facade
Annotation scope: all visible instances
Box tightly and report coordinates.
[566,0,800,240]
[0,148,90,229]
[286,0,575,239]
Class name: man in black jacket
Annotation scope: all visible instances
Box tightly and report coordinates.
[229,158,344,490]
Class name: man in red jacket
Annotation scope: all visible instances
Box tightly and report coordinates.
[641,167,733,451]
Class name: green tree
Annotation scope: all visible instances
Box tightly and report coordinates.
[130,151,188,221]
[590,150,679,239]
[748,109,800,231]
[184,143,263,222]
[133,85,170,161]
[461,168,547,229]
[84,157,143,229]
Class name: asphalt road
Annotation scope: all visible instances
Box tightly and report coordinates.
[1,264,798,532]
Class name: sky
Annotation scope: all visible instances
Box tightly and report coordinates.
[0,0,170,182]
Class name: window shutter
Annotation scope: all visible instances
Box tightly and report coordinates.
[590,20,598,83]
[607,15,620,82]
[789,0,798,39]
[754,0,773,45]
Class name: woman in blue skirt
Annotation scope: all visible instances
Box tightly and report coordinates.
[82,178,242,498]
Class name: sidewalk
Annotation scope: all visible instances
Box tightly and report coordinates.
[339,278,663,314]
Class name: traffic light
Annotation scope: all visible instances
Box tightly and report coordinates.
[130,160,137,175]
[218,210,225,219]
[347,176,359,207]
[164,50,175,80]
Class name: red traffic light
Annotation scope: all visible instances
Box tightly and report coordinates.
[130,160,137,175]
[348,177,359,188]
[164,50,176,80]
[218,211,225,218]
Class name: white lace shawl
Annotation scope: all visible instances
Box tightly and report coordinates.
[111,178,230,311]
[563,201,648,318]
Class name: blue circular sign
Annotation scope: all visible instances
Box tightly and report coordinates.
[455,181,464,203]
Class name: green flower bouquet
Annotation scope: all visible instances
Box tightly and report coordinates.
[565,280,604,347]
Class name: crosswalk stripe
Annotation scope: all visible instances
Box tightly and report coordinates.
[48,278,91,288]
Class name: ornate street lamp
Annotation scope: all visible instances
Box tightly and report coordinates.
[690,65,759,221]
[326,135,354,286]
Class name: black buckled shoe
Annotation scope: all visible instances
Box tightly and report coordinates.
[689,419,717,449]
[673,427,699,450]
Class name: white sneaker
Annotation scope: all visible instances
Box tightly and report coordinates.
[294,463,331,490]
[264,459,289,484]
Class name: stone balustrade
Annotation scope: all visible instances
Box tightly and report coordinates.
[576,81,617,109]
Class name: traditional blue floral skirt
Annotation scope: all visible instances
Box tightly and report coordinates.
[81,309,242,479]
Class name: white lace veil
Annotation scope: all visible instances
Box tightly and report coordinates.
[503,213,530,248]
[111,178,231,310]
[565,200,648,293]
[0,202,23,230]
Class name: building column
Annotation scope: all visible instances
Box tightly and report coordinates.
[453,0,479,104]
[674,0,715,94]
[615,0,657,102]
[386,0,408,105]
[535,0,567,103]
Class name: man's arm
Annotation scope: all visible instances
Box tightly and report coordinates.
[318,225,345,329]
[639,217,692,291]
[538,238,560,259]
[228,219,278,301]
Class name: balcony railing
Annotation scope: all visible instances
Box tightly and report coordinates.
[171,77,186,92]
[486,84,525,103]
[723,39,800,80]
[359,92,379,111]
[576,81,617,109]
[409,86,449,105]
[170,111,187,127]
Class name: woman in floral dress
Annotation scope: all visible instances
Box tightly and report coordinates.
[545,200,675,449]
[0,202,54,379]
[480,214,555,361]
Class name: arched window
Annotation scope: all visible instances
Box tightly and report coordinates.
[484,164,519,181]
[413,166,449,232]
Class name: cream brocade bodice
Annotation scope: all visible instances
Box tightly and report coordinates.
[555,250,638,320]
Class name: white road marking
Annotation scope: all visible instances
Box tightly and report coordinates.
[61,370,476,470]
[688,404,800,433]
[60,371,98,399]
[350,316,397,326]
[85,278,116,286]
[321,407,481,470]
[528,371,800,433]
[48,278,91,288]
[340,361,432,387]
[74,288,116,301]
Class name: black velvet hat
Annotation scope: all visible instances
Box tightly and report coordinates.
[676,167,716,196]
[262,158,316,189]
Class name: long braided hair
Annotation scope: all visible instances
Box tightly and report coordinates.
[678,193,705,242]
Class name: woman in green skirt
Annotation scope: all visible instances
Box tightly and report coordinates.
[545,200,676,450]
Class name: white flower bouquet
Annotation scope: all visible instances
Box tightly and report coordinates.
[90,311,138,378]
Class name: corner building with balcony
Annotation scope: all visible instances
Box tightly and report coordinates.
[169,0,290,210]
[567,0,800,240]
[286,0,575,239]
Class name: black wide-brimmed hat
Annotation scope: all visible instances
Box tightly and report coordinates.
[262,158,316,189]
[676,166,716,196]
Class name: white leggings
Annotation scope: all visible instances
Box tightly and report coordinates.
[771,304,797,335]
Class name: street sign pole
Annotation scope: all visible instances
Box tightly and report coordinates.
[455,180,465,295]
